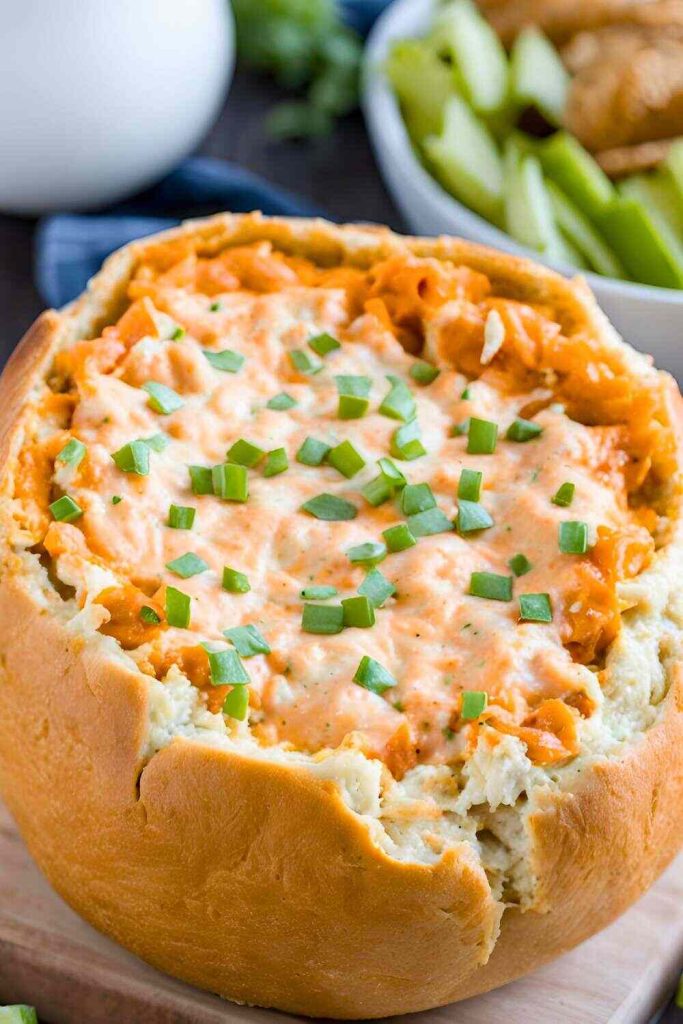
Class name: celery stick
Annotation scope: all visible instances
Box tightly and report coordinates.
[597,197,683,289]
[386,39,454,143]
[539,132,614,220]
[510,27,569,126]
[619,172,683,251]
[663,139,683,208]
[547,181,626,278]
[429,0,509,117]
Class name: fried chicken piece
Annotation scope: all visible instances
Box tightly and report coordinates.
[596,137,679,176]
[477,0,661,46]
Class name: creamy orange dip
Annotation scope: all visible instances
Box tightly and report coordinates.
[17,240,670,780]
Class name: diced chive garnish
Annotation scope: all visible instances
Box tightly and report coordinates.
[451,418,470,437]
[212,463,249,502]
[406,507,453,537]
[308,332,341,356]
[289,349,322,375]
[170,326,185,341]
[362,475,392,507]
[301,493,357,520]
[461,386,472,400]
[508,553,532,577]
[400,482,436,516]
[467,418,498,454]
[336,375,371,420]
[227,438,265,468]
[139,605,161,625]
[203,645,250,685]
[458,468,482,502]
[209,301,222,312]
[456,500,494,533]
[112,495,123,505]
[410,360,440,385]
[112,440,150,475]
[165,552,209,578]
[142,433,169,452]
[203,348,245,373]
[142,381,184,415]
[506,418,543,442]
[559,521,588,555]
[327,439,365,478]
[379,375,416,423]
[189,464,213,495]
[353,655,397,694]
[519,593,553,623]
[358,568,396,608]
[168,504,196,530]
[267,392,297,411]
[377,457,407,488]
[301,603,344,634]
[165,586,191,627]
[49,494,83,523]
[552,482,575,507]
[347,541,387,566]
[300,585,338,600]
[342,595,376,628]
[391,419,426,461]
[224,624,271,657]
[461,690,488,720]
[223,685,249,720]
[296,437,331,466]
[56,438,86,467]
[383,523,416,552]
[468,571,512,601]
[263,447,288,477]
[222,566,250,593]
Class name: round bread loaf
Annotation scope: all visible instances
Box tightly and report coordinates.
[0,214,681,1017]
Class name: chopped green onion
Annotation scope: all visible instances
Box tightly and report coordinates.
[223,685,250,720]
[227,438,265,468]
[552,482,575,507]
[362,475,392,507]
[377,457,407,488]
[391,419,426,461]
[461,691,488,720]
[203,645,250,685]
[559,521,588,555]
[189,465,213,495]
[382,523,416,552]
[142,381,184,415]
[508,553,532,577]
[263,447,288,477]
[300,585,338,600]
[308,331,341,356]
[400,482,436,516]
[342,595,376,628]
[458,468,482,502]
[170,326,185,341]
[379,375,416,422]
[142,433,169,452]
[168,504,196,530]
[410,360,440,385]
[506,418,543,442]
[112,440,150,476]
[289,349,322,375]
[301,493,357,520]
[165,552,209,578]
[56,438,86,467]
[209,301,222,312]
[353,656,397,694]
[358,568,396,608]
[451,418,470,437]
[296,437,331,466]
[139,605,161,625]
[165,586,191,627]
[203,349,245,373]
[467,418,498,454]
[49,494,83,523]
[112,495,123,505]
[224,624,271,657]
[519,593,553,623]
[456,500,494,533]
[346,541,387,566]
[469,572,512,601]
[267,392,297,410]
[461,386,472,400]
[212,463,249,502]
[406,507,453,537]
[336,375,371,419]
[327,439,365,478]
[302,603,344,634]
[222,566,250,593]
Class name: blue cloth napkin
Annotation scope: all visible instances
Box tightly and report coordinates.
[35,0,394,309]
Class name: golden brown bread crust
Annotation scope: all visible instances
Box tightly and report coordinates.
[0,214,681,1017]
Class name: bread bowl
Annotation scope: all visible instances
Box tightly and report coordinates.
[0,213,681,1018]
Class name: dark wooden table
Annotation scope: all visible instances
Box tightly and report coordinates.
[0,66,680,1024]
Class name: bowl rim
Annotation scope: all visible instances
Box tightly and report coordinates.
[362,0,683,307]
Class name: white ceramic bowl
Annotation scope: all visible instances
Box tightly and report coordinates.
[363,0,683,377]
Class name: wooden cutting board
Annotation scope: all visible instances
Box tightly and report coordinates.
[0,799,681,1024]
